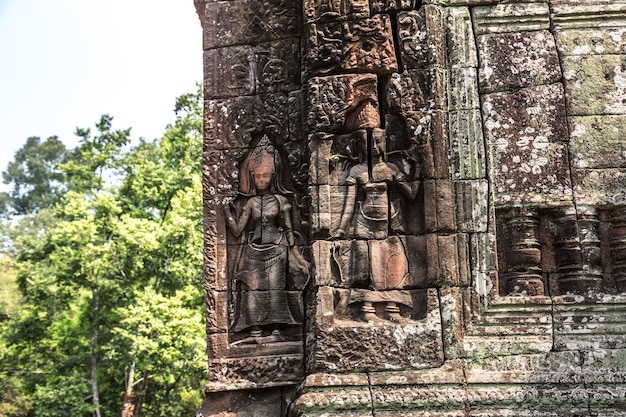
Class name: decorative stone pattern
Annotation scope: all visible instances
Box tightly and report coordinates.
[196,0,626,415]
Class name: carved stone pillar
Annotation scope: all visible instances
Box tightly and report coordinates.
[610,207,626,293]
[553,206,603,295]
[577,205,603,292]
[498,208,544,296]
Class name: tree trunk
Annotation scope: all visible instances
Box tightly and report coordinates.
[121,362,135,417]
[133,369,150,417]
[91,288,102,417]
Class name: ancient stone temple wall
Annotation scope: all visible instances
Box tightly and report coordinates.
[195,0,626,415]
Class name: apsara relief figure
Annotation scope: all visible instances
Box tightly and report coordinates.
[224,136,309,343]
[335,128,419,322]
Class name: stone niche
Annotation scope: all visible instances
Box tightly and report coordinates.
[195,0,626,416]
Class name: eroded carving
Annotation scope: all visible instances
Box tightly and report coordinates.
[343,15,397,74]
[308,74,380,132]
[329,128,421,322]
[224,136,309,344]
[334,128,418,239]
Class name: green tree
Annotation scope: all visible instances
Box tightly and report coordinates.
[0,89,205,416]
[1,136,70,215]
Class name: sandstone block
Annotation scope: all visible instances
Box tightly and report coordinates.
[455,180,489,233]
[204,95,289,150]
[204,46,255,98]
[307,74,380,133]
[482,84,572,204]
[445,7,477,69]
[563,54,626,115]
[310,288,444,373]
[478,31,561,94]
[557,28,626,56]
[569,115,626,170]
[397,6,447,69]
[448,68,480,111]
[472,3,550,35]
[203,0,299,49]
[304,0,369,24]
[449,110,486,180]
[342,15,397,74]
[305,15,397,76]
[572,168,626,206]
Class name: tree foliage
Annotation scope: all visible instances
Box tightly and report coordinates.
[1,136,70,216]
[0,88,205,416]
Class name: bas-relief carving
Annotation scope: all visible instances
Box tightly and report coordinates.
[327,128,423,323]
[305,15,397,77]
[223,136,309,344]
[342,15,397,73]
[307,74,380,133]
[303,0,369,24]
[334,128,419,240]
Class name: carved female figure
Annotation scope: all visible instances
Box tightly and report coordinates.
[335,128,418,322]
[336,128,417,240]
[224,138,309,342]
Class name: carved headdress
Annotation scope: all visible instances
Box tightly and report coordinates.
[239,135,280,195]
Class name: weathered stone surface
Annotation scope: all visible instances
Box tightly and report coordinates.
[478,31,561,94]
[572,168,626,205]
[310,288,444,373]
[582,349,626,383]
[404,234,468,288]
[563,54,626,116]
[255,39,301,94]
[203,148,246,199]
[570,115,626,170]
[445,7,477,69]
[472,3,550,35]
[304,22,343,76]
[556,28,626,56]
[204,95,290,151]
[483,84,572,204]
[370,0,416,14]
[455,180,489,233]
[295,387,372,416]
[440,288,465,359]
[204,46,255,98]
[449,110,486,180]
[397,6,447,70]
[207,354,304,390]
[305,15,397,76]
[448,68,479,110]
[553,296,626,351]
[469,233,498,297]
[307,74,379,133]
[197,388,288,417]
[372,385,466,413]
[342,15,397,74]
[551,2,626,31]
[466,385,589,413]
[423,180,455,232]
[303,0,369,24]
[387,70,448,113]
[368,360,466,385]
[199,0,626,412]
[462,335,553,358]
[203,0,300,49]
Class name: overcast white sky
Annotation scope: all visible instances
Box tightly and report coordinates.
[0,0,203,188]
